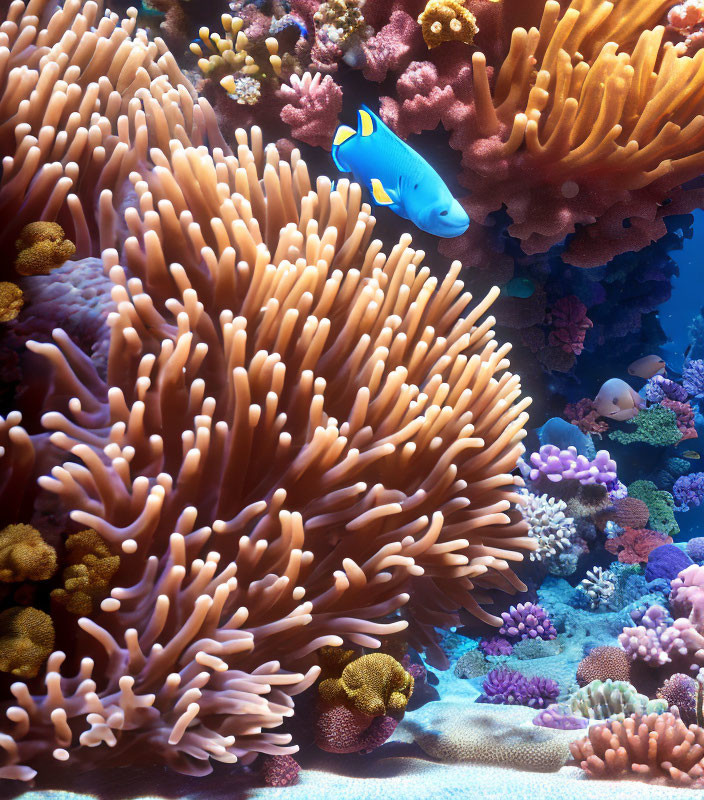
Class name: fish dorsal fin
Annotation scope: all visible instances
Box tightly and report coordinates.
[333,125,356,147]
[358,107,376,137]
[370,178,396,206]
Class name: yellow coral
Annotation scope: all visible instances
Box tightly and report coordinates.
[318,653,414,716]
[0,606,54,678]
[14,222,76,276]
[50,529,120,615]
[0,282,24,322]
[418,0,478,49]
[0,524,57,582]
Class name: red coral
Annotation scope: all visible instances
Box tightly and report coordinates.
[605,526,673,564]
[278,72,343,149]
[259,754,301,787]
[564,398,609,436]
[661,398,698,441]
[314,702,399,753]
[546,296,593,356]
[611,497,651,530]
[576,646,631,687]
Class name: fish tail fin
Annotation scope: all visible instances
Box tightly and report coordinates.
[331,124,355,172]
[357,106,378,137]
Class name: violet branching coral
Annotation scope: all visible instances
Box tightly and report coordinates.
[477,667,559,709]
[0,0,535,781]
[499,603,557,644]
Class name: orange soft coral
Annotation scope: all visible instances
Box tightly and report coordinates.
[0,524,57,583]
[15,222,76,276]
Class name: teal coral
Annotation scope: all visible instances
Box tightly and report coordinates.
[608,405,681,447]
[567,679,667,721]
[627,480,680,538]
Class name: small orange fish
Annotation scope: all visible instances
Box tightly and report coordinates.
[594,378,645,422]
[628,355,666,380]
[682,450,701,459]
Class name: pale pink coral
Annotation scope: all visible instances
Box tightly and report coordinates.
[278,72,343,149]
[361,10,423,82]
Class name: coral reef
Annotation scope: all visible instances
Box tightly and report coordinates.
[258,753,301,787]
[546,296,592,356]
[683,359,704,398]
[645,544,693,582]
[518,491,576,568]
[657,673,699,725]
[0,0,536,781]
[277,71,342,149]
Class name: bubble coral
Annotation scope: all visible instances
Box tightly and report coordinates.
[576,646,631,687]
[14,223,76,276]
[0,283,24,322]
[0,524,57,583]
[50,529,120,616]
[527,445,617,487]
[605,526,673,564]
[0,607,55,679]
[569,712,704,784]
[318,653,414,717]
[417,0,478,50]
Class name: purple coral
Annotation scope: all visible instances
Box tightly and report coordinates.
[528,445,618,488]
[618,605,688,666]
[645,375,689,403]
[479,636,514,656]
[499,603,557,644]
[673,472,704,512]
[477,668,559,709]
[686,537,704,562]
[533,704,589,730]
[683,359,704,397]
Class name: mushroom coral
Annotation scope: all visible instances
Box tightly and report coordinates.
[460,0,704,266]
[0,0,534,782]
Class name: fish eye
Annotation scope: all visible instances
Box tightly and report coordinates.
[440,210,448,216]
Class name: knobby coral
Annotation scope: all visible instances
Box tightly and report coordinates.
[14,223,76,277]
[0,0,535,781]
[417,0,478,50]
[0,524,57,583]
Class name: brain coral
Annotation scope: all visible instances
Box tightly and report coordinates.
[576,646,631,687]
[0,0,534,782]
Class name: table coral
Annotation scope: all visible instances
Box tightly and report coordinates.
[0,283,24,322]
[417,0,478,50]
[0,606,54,679]
[14,223,76,276]
[605,526,673,564]
[608,405,683,447]
[0,524,57,583]
[569,711,704,784]
[0,0,536,780]
[50,529,120,616]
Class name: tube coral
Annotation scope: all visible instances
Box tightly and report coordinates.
[462,0,704,266]
[0,0,535,781]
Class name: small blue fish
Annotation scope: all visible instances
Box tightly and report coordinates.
[331,105,470,239]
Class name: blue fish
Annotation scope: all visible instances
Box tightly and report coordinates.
[331,105,470,238]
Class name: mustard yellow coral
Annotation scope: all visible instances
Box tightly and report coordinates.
[318,653,414,716]
[50,529,120,615]
[0,606,54,678]
[0,282,24,322]
[0,524,57,582]
[14,221,76,276]
[418,0,478,49]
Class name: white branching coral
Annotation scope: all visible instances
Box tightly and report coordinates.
[0,0,534,782]
[577,567,616,610]
[518,491,576,564]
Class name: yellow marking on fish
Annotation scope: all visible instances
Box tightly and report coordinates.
[333,125,356,146]
[370,178,393,205]
[683,450,701,459]
[359,109,374,137]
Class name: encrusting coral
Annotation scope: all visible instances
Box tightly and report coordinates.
[0,524,57,583]
[14,223,76,277]
[0,282,24,322]
[417,0,478,50]
[0,606,55,679]
[0,0,535,781]
[50,529,120,615]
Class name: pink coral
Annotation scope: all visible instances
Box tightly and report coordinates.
[258,754,301,787]
[564,398,609,436]
[361,9,423,82]
[314,702,398,753]
[604,526,673,564]
[668,0,704,53]
[661,398,698,441]
[546,296,592,356]
[278,72,343,149]
[671,564,704,624]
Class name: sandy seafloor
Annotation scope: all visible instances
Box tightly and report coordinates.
[9,667,700,800]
